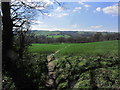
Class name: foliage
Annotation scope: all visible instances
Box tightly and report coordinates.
[21,53,48,89]
[54,55,120,89]
[2,53,49,89]
[2,74,15,90]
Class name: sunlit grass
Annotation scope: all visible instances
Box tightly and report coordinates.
[29,40,119,56]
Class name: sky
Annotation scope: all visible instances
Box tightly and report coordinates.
[29,1,119,32]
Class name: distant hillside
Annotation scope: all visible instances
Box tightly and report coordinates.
[31,30,118,39]
[32,30,60,36]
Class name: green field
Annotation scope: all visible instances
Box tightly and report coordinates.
[29,43,67,54]
[29,40,119,56]
[33,31,60,36]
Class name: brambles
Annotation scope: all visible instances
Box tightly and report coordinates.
[54,55,119,89]
[2,53,49,89]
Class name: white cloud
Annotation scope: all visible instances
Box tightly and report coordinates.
[78,0,89,3]
[44,13,52,17]
[73,7,82,12]
[44,13,69,18]
[78,1,85,5]
[54,7,64,12]
[78,0,91,8]
[31,20,44,24]
[56,13,69,18]
[43,6,69,18]
[72,24,79,28]
[102,5,118,14]
[47,14,53,17]
[112,14,118,16]
[84,4,90,8]
[31,28,118,32]
[90,25,103,29]
[31,20,45,30]
[96,7,101,12]
[31,24,48,30]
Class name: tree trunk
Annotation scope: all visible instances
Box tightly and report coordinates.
[2,2,39,90]
[2,2,14,77]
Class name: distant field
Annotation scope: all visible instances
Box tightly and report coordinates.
[29,40,119,56]
[47,35,71,38]
[33,31,60,36]
[32,30,116,38]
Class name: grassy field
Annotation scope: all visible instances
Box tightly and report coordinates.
[29,43,68,54]
[58,40,118,56]
[29,40,119,56]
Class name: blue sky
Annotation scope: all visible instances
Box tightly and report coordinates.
[31,1,118,32]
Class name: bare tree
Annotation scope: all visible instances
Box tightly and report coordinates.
[2,0,55,89]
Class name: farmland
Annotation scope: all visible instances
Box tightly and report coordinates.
[29,40,118,57]
[31,30,118,39]
[2,1,120,89]
[29,40,119,88]
[33,30,60,36]
[47,35,71,38]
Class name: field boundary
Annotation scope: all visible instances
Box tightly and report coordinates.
[46,44,71,87]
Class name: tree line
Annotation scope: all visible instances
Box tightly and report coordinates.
[29,32,119,44]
